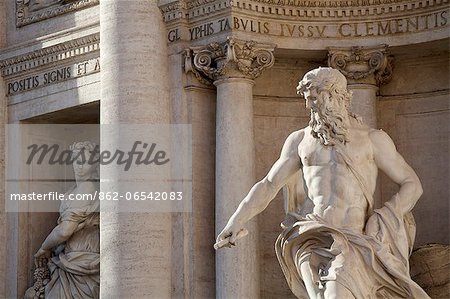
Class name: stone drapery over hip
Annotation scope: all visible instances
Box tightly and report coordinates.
[275,204,430,299]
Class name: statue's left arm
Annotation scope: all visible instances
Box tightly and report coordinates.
[369,130,423,215]
[34,220,78,266]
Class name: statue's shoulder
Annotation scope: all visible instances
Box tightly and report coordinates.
[286,128,308,144]
[350,118,385,140]
[280,128,308,154]
[368,128,392,143]
[367,129,397,155]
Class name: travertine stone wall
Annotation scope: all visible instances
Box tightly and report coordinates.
[0,0,6,296]
[187,85,217,298]
[0,2,101,296]
[378,43,449,247]
[2,0,100,122]
[6,2,99,46]
[169,45,217,298]
[253,59,318,298]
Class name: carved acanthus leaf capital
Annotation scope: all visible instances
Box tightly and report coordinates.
[184,37,275,85]
[328,45,394,85]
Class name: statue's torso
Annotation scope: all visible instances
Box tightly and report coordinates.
[298,126,378,233]
[60,181,100,253]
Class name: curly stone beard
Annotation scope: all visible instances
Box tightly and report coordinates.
[309,91,351,146]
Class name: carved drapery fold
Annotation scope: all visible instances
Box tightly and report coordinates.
[328,45,393,85]
[184,37,275,84]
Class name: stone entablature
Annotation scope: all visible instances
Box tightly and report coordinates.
[16,0,99,27]
[160,0,230,22]
[235,0,448,18]
[160,0,448,21]
[0,33,99,95]
[159,0,449,48]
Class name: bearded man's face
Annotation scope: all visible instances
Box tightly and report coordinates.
[303,87,320,111]
[303,86,350,146]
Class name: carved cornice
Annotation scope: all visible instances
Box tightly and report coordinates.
[233,0,448,19]
[16,0,99,27]
[328,45,393,85]
[184,37,275,84]
[245,0,432,8]
[0,33,100,77]
[159,0,188,21]
[160,0,230,22]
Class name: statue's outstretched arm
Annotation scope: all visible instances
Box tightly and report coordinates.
[370,129,423,215]
[216,130,304,248]
[34,220,78,266]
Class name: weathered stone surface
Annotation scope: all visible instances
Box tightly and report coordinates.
[410,244,450,298]
[0,1,6,296]
[99,1,172,298]
[24,142,100,299]
[0,0,448,297]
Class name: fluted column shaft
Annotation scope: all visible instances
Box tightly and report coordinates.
[100,1,171,298]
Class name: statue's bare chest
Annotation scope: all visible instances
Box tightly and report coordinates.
[298,131,374,168]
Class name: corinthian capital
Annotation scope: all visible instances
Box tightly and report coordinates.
[328,45,393,85]
[184,37,275,85]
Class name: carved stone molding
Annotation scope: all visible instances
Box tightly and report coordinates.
[16,0,99,27]
[160,0,229,22]
[328,45,393,85]
[160,0,449,22]
[184,37,275,84]
[159,0,448,49]
[0,32,100,77]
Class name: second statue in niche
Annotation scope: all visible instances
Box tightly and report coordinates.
[216,67,429,298]
[25,141,100,299]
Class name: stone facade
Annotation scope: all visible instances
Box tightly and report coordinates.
[0,0,448,298]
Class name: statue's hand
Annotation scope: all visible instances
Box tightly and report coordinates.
[365,211,383,241]
[214,221,248,250]
[34,248,51,268]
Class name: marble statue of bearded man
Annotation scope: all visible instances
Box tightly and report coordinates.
[216,67,430,298]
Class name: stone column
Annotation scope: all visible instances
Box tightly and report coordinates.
[185,38,275,298]
[328,46,393,208]
[100,1,172,298]
[328,45,393,128]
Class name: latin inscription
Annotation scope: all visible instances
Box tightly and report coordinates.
[7,58,100,95]
[168,9,448,42]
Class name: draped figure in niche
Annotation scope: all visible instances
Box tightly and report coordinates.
[215,67,430,298]
[25,142,99,299]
